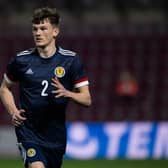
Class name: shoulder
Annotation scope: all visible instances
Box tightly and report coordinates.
[16,48,36,57]
[14,48,36,63]
[58,47,76,57]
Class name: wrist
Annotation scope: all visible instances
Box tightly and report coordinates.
[9,109,18,117]
[66,90,73,98]
[9,112,14,117]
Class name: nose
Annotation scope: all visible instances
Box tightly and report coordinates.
[33,28,41,36]
[36,29,41,36]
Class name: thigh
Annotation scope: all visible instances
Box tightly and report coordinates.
[18,142,47,168]
[44,148,64,168]
[28,161,45,168]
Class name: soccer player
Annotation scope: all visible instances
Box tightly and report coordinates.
[0,7,91,168]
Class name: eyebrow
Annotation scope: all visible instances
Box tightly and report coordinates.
[32,24,48,28]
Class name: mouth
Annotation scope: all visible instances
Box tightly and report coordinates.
[35,37,43,42]
[35,38,43,41]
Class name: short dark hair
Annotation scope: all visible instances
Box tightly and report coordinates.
[32,7,60,26]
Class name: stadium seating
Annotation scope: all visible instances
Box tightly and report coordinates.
[0,33,168,124]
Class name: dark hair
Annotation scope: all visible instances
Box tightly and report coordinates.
[32,7,60,26]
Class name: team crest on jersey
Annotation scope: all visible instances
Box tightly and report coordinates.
[27,148,36,157]
[54,66,65,78]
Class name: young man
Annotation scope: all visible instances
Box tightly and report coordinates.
[0,7,91,168]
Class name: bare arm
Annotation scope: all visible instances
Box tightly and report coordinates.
[51,77,92,106]
[0,78,26,126]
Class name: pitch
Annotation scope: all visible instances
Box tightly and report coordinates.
[0,158,167,168]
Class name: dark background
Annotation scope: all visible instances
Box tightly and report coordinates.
[0,0,168,124]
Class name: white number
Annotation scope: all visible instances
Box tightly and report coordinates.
[41,80,48,96]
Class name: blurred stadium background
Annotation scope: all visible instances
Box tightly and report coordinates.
[0,0,168,167]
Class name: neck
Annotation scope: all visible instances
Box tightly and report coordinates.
[38,43,56,58]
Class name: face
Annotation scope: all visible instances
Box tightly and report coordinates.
[32,19,59,47]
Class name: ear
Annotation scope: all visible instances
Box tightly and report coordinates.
[53,27,59,38]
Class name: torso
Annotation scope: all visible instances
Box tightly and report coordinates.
[14,47,76,148]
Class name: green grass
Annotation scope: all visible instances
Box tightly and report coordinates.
[0,158,167,168]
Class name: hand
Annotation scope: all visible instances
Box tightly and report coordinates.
[11,109,26,126]
[51,77,71,98]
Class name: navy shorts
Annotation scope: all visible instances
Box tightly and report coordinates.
[17,142,64,168]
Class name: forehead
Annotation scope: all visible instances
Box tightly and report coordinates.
[32,19,52,28]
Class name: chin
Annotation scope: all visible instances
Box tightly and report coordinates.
[35,43,46,47]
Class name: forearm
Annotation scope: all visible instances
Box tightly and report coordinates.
[67,91,91,106]
[0,88,18,116]
[51,77,92,106]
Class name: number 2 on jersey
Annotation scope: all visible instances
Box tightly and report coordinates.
[41,80,48,96]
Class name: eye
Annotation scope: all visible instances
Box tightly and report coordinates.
[32,27,37,32]
[41,27,47,31]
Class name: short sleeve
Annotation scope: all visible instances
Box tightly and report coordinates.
[70,55,89,88]
[5,57,19,83]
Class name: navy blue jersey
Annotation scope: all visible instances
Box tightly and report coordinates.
[5,46,89,150]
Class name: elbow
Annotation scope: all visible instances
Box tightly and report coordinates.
[85,96,92,107]
[0,89,5,101]
[0,87,3,98]
[0,86,9,99]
